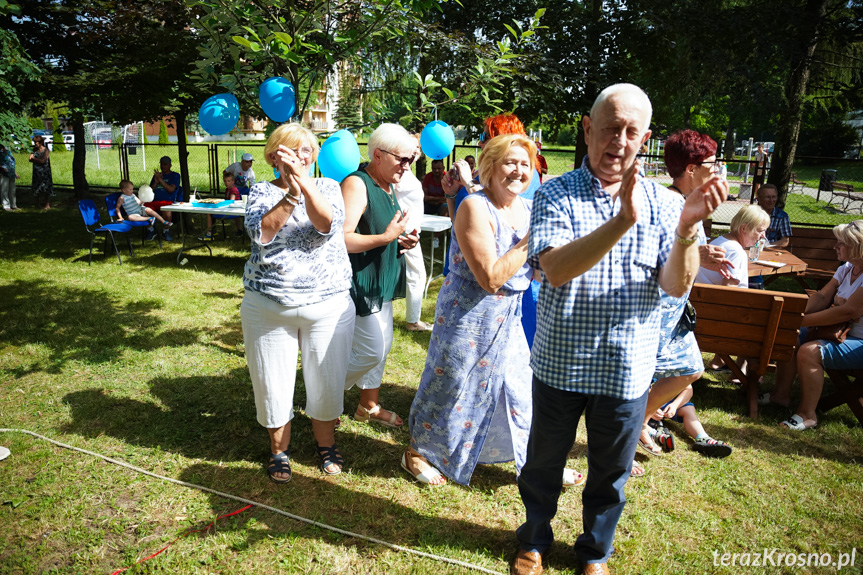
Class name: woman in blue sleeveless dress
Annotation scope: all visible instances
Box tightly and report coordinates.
[403,134,582,487]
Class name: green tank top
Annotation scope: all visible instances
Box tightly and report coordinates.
[348,168,406,316]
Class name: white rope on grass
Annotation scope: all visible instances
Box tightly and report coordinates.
[0,428,505,575]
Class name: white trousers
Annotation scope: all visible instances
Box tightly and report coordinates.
[403,243,426,324]
[344,301,393,391]
[241,289,356,428]
[0,176,16,210]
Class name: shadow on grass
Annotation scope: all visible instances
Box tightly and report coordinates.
[172,462,523,573]
[686,376,863,463]
[0,279,200,376]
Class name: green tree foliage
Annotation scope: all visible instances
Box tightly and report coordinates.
[0,1,39,146]
[334,72,362,130]
[9,0,210,197]
[158,120,169,145]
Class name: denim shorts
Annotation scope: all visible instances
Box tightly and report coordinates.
[799,328,863,370]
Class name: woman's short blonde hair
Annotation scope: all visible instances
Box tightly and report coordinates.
[477,134,537,190]
[730,204,770,235]
[264,123,319,166]
[833,220,863,259]
[368,123,416,158]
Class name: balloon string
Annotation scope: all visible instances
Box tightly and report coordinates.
[432,102,438,121]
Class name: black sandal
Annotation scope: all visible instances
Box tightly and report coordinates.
[267,450,292,484]
[316,443,344,476]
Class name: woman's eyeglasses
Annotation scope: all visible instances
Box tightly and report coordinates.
[380,149,414,166]
[293,146,314,158]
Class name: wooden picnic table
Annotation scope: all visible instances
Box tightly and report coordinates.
[748,247,808,278]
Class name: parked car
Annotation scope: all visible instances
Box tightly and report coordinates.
[62,131,74,150]
[93,130,112,149]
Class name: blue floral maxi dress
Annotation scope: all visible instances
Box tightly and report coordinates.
[409,192,533,486]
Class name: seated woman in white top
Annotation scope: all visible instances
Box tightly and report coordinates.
[695,204,770,289]
[763,220,863,430]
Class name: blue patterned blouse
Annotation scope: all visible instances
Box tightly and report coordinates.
[243,179,352,307]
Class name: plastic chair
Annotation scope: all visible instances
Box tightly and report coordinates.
[77,199,135,265]
[106,193,162,248]
[212,187,247,242]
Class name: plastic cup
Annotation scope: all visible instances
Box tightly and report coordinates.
[748,245,760,261]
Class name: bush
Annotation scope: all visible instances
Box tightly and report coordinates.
[556,126,576,147]
[158,120,169,145]
[51,109,65,153]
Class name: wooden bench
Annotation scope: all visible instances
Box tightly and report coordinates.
[819,369,863,427]
[690,283,808,418]
[770,226,841,290]
[788,172,806,193]
[829,182,863,212]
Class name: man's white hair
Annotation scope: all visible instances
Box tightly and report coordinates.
[368,123,416,157]
[589,83,653,132]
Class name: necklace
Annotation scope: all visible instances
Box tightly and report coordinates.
[668,184,683,196]
[365,166,395,207]
[852,266,862,282]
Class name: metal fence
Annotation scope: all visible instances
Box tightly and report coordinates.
[10,141,862,200]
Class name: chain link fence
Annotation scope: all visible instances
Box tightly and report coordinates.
[9,141,862,208]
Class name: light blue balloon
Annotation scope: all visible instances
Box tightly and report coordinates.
[421,120,455,160]
[317,130,361,183]
[259,77,296,122]
[199,93,240,136]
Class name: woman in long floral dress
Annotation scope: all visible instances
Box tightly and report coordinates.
[29,135,54,210]
[402,134,582,487]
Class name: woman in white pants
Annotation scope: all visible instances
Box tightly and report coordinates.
[342,124,420,428]
[242,123,355,483]
[395,139,431,332]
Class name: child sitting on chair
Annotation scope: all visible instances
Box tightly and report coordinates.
[200,172,243,241]
[648,384,733,458]
[115,179,172,241]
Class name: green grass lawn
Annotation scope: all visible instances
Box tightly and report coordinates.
[1,192,862,574]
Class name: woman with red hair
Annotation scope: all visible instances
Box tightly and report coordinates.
[636,130,733,466]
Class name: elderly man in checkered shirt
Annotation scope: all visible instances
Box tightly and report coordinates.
[510,84,728,575]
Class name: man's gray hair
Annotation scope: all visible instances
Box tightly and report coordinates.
[589,83,653,133]
[368,123,416,157]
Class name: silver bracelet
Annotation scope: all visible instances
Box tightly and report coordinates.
[675,231,698,246]
[283,194,298,207]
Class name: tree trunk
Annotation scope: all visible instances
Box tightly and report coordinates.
[723,117,736,162]
[574,0,603,170]
[769,0,829,208]
[71,112,89,199]
[175,111,191,201]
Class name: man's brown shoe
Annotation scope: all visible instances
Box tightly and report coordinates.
[583,562,610,575]
[511,549,543,575]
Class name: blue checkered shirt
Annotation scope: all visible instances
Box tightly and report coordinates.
[528,160,682,399]
[765,207,792,244]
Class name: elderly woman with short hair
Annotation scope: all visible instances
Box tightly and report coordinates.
[764,220,863,430]
[341,123,419,429]
[696,204,770,289]
[241,123,355,483]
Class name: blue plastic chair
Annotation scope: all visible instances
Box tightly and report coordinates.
[78,199,135,265]
[106,193,162,247]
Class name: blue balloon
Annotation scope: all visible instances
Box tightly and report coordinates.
[199,93,240,136]
[318,130,361,183]
[259,77,296,122]
[421,120,455,160]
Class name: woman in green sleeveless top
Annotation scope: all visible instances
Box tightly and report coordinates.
[341,124,420,428]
